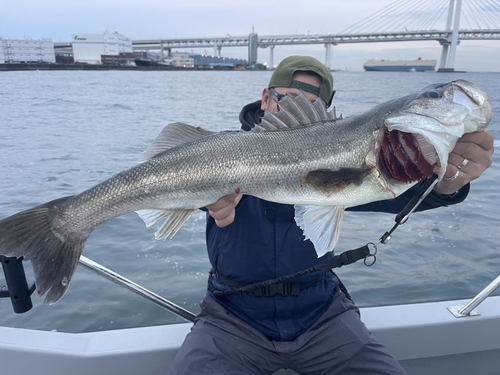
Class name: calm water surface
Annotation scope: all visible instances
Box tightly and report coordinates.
[0,70,499,332]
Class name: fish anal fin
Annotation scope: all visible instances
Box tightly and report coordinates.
[138,122,215,163]
[305,168,370,193]
[136,208,196,239]
[294,205,345,257]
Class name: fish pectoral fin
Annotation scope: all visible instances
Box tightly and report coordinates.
[305,168,370,193]
[294,205,345,257]
[138,122,215,163]
[136,208,196,239]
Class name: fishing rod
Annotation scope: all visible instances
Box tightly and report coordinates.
[379,174,439,245]
[361,174,440,266]
[78,256,196,323]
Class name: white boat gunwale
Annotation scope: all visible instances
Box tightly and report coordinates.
[2,294,500,375]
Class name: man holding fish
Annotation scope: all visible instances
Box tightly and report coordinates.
[0,53,494,374]
[169,56,494,374]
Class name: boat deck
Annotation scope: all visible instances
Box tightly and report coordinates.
[2,295,500,375]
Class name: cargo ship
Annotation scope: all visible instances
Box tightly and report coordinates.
[363,58,436,72]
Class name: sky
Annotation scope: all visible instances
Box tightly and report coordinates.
[1,0,500,72]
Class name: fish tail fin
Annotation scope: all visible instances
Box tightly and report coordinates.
[0,196,86,304]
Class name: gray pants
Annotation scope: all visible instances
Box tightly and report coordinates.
[168,294,407,375]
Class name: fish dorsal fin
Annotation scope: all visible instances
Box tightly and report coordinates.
[136,208,197,239]
[294,204,345,257]
[253,91,340,132]
[139,122,215,163]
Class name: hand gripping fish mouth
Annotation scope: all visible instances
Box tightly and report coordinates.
[380,79,492,183]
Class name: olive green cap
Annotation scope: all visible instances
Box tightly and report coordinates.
[268,55,334,107]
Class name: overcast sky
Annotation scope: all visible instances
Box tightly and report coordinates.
[2,0,499,71]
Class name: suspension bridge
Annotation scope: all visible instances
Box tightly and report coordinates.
[128,0,500,71]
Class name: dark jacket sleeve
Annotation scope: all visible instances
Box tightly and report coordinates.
[348,182,470,214]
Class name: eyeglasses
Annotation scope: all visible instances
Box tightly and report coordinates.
[270,88,286,102]
[270,87,322,105]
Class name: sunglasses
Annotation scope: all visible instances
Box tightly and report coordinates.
[270,88,287,102]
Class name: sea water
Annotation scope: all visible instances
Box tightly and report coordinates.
[0,69,499,332]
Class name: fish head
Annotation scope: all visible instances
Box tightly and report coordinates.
[450,79,492,132]
[380,79,492,181]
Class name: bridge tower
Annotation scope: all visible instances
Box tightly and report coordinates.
[248,32,258,67]
[438,0,462,72]
[325,43,332,69]
[268,45,275,69]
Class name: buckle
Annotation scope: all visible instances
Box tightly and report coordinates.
[253,283,301,297]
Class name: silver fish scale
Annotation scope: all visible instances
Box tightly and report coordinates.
[51,112,387,239]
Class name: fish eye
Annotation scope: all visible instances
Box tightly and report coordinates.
[428,91,440,99]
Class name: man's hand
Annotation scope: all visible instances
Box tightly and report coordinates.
[434,131,494,196]
[206,193,243,227]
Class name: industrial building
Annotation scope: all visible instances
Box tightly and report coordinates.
[169,53,195,68]
[190,54,247,68]
[134,52,247,69]
[0,33,250,69]
[0,37,55,64]
[71,31,133,64]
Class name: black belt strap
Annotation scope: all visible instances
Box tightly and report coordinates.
[208,245,370,297]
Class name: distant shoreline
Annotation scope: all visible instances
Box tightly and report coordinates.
[2,64,487,74]
[0,63,266,72]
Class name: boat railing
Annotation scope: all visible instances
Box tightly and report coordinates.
[0,254,196,322]
[78,256,196,322]
[447,275,500,318]
[3,254,499,322]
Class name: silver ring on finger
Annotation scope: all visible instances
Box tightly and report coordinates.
[444,170,460,182]
[457,157,469,170]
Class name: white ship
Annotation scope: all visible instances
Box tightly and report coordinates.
[363,58,436,72]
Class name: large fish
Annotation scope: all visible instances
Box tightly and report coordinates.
[0,79,492,303]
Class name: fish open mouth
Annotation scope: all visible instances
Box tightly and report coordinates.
[378,129,435,184]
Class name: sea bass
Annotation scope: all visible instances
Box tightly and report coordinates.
[0,79,492,304]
